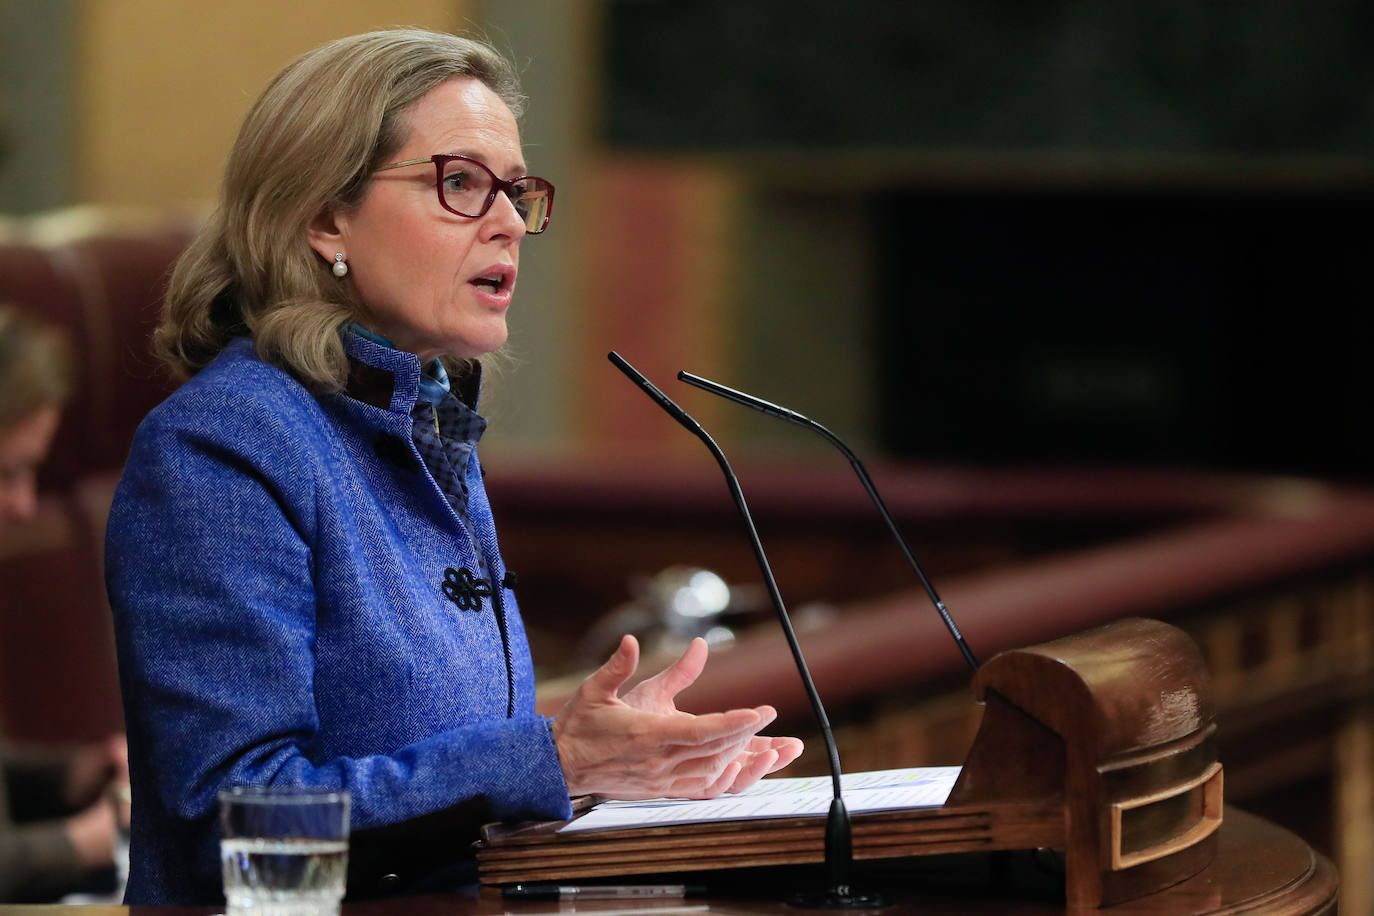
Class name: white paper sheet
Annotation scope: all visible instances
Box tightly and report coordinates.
[559,766,961,833]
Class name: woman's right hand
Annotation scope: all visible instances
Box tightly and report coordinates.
[551,635,803,800]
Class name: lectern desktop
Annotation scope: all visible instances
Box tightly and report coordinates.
[478,619,1290,910]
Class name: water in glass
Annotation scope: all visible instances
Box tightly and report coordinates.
[221,836,348,916]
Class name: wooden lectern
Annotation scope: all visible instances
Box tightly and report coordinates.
[945,617,1222,908]
[479,620,1272,909]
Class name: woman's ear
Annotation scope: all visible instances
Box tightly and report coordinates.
[306,203,347,264]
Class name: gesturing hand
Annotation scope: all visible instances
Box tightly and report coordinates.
[552,635,803,800]
[621,636,803,795]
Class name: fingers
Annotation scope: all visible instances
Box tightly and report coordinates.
[712,733,805,796]
[554,704,767,799]
[581,634,640,701]
[724,748,779,795]
[655,706,773,753]
[709,736,803,795]
[553,697,758,797]
[552,639,806,801]
[659,755,746,801]
[672,732,802,798]
[769,737,805,771]
[693,759,743,799]
[642,729,803,800]
[628,637,709,707]
[655,737,755,783]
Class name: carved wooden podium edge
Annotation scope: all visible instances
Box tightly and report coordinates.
[944,616,1222,908]
[478,618,1223,909]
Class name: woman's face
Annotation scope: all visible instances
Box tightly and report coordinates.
[0,404,59,527]
[311,77,529,363]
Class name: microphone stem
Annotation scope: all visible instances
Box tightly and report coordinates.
[678,371,978,672]
[816,427,979,672]
[608,353,854,897]
[700,425,845,801]
[700,434,858,893]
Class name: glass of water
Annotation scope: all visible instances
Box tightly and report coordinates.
[219,786,350,916]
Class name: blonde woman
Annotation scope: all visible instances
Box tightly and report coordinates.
[105,30,800,904]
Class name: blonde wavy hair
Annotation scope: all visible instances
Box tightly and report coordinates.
[155,29,525,390]
[0,305,73,430]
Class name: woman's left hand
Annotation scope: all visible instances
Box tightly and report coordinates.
[620,637,804,794]
[552,635,803,800]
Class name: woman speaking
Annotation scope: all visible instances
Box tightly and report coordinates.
[105,29,801,904]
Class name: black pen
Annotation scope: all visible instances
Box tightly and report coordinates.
[502,883,706,900]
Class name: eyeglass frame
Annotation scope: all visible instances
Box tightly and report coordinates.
[373,154,555,234]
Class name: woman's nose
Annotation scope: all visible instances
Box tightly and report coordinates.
[482,190,529,241]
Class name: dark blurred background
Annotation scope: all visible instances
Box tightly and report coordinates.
[3,0,1371,473]
[598,0,1374,477]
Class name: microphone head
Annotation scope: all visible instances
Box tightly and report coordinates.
[608,352,702,434]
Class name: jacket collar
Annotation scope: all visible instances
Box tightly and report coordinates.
[341,331,482,415]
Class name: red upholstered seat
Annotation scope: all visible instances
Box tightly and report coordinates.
[0,209,197,740]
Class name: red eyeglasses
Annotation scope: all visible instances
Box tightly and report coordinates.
[374,154,555,234]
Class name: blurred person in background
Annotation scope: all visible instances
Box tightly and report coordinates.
[0,304,128,901]
[0,306,68,527]
[105,29,801,904]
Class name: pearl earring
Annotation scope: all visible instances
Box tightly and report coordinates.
[332,253,348,278]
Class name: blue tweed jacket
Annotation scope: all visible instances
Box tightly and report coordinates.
[105,335,573,904]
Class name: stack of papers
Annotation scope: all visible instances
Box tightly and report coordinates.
[561,766,961,833]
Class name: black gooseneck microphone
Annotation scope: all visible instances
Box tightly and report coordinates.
[677,370,979,673]
[608,352,884,910]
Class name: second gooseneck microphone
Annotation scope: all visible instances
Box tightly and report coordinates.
[608,352,883,909]
[678,370,978,673]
